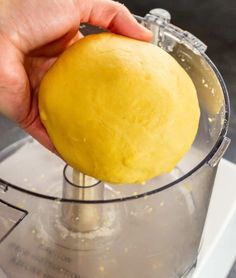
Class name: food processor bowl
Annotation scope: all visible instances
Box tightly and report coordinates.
[0,9,230,278]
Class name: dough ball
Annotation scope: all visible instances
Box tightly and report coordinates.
[39,33,200,184]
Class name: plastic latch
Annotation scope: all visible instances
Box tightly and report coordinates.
[149,8,171,24]
[144,8,207,54]
[208,137,231,168]
[0,180,8,192]
[181,31,207,54]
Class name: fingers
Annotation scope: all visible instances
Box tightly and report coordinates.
[78,0,152,41]
[29,30,83,57]
[18,89,58,154]
[22,116,59,154]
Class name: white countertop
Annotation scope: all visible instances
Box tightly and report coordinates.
[193,159,236,278]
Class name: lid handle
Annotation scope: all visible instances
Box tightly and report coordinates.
[144,8,207,54]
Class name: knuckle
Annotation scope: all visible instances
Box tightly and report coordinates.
[111,1,126,13]
[103,1,126,17]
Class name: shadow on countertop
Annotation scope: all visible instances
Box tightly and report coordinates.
[123,0,236,164]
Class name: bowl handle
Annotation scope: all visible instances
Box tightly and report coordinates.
[0,198,28,243]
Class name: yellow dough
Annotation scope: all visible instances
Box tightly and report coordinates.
[39,33,200,184]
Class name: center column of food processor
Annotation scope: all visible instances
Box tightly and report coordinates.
[62,166,104,233]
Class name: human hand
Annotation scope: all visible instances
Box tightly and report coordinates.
[0,0,152,152]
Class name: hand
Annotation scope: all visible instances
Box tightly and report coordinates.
[0,0,152,152]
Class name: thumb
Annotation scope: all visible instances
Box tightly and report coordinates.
[79,0,152,41]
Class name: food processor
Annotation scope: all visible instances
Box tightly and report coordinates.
[0,8,231,278]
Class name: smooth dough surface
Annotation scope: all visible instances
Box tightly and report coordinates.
[39,33,200,184]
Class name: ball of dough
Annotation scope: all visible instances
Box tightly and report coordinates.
[39,33,200,184]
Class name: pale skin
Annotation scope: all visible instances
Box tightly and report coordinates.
[0,0,152,152]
